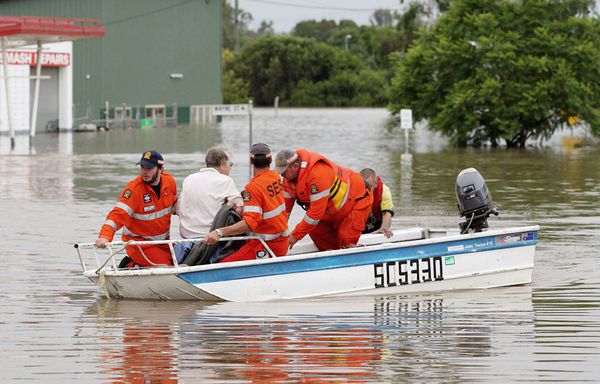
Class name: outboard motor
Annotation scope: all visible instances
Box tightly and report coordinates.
[456,168,498,234]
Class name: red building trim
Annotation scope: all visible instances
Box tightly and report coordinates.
[0,16,104,41]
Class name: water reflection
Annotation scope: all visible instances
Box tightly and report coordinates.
[78,290,534,382]
[84,288,530,381]
[84,300,204,382]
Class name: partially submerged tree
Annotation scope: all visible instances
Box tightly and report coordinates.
[389,0,600,147]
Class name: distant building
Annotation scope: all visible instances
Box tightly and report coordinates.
[0,0,222,132]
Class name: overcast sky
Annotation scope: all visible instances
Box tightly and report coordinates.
[239,0,408,33]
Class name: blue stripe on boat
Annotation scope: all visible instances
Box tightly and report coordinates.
[177,231,537,285]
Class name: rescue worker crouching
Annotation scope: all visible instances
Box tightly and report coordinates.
[205,143,289,262]
[276,148,373,251]
[95,150,177,267]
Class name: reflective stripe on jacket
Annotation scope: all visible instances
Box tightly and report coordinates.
[242,169,289,241]
[282,149,368,240]
[98,171,177,265]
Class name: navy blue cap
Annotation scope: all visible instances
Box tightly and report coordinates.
[136,150,164,168]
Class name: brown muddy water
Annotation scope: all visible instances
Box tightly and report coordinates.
[1,108,599,382]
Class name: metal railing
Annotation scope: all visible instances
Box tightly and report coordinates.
[74,235,275,275]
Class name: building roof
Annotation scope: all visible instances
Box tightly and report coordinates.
[0,16,104,47]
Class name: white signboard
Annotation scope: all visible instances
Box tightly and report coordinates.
[0,51,71,67]
[212,104,249,116]
[400,109,413,129]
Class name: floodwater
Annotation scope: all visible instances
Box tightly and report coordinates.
[1,108,599,382]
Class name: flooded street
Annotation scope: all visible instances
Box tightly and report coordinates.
[1,108,599,382]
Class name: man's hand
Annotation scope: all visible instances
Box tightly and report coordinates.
[374,227,393,238]
[95,238,110,248]
[288,235,298,249]
[205,230,220,245]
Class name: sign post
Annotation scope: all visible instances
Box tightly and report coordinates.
[212,102,253,178]
[400,108,413,163]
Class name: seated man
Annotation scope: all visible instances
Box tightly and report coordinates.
[174,146,243,262]
[360,168,395,238]
[205,143,289,262]
[95,150,177,267]
[176,146,242,237]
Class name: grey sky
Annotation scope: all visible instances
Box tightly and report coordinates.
[240,0,407,33]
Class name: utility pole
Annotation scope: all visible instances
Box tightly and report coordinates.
[234,0,240,52]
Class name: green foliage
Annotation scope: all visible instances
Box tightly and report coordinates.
[227,35,387,107]
[292,19,330,41]
[289,69,388,107]
[221,4,433,107]
[389,0,600,147]
[222,49,250,104]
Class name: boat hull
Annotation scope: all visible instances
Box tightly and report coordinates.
[82,226,538,302]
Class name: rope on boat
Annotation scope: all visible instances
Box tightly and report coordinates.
[97,270,110,299]
[95,242,131,274]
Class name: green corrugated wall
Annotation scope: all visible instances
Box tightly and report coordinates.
[0,0,222,123]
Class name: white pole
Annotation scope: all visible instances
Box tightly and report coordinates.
[248,99,253,179]
[104,100,109,129]
[1,38,15,149]
[400,108,413,163]
[30,41,43,142]
[274,96,279,116]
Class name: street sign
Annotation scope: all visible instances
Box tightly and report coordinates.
[400,109,413,129]
[212,104,249,116]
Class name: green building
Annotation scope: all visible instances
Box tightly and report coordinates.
[0,0,222,124]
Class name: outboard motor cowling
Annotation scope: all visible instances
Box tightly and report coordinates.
[456,168,498,234]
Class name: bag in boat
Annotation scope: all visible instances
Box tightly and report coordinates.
[182,205,245,265]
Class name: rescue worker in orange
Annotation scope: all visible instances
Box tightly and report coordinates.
[275,148,373,251]
[205,143,289,262]
[95,150,177,267]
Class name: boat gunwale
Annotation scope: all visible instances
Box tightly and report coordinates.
[82,225,540,279]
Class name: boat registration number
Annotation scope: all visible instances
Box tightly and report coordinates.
[374,256,444,288]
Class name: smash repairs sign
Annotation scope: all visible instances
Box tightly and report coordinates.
[0,51,71,67]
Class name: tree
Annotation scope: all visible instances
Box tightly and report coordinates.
[222,49,250,104]
[395,1,427,51]
[257,20,275,35]
[370,9,395,27]
[389,0,600,147]
[228,35,387,106]
[292,19,358,43]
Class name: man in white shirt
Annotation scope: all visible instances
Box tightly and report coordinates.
[176,147,243,239]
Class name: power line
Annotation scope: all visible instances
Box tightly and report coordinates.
[101,0,195,27]
[245,0,396,12]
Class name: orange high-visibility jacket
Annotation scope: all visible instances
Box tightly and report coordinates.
[242,169,289,243]
[98,171,177,266]
[282,149,368,241]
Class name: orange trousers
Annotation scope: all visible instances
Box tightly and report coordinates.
[220,236,289,263]
[309,194,373,251]
[126,244,173,267]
